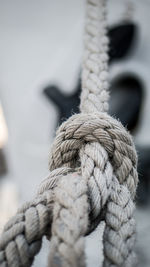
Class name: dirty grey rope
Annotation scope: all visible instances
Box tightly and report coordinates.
[0,0,138,266]
[0,168,71,267]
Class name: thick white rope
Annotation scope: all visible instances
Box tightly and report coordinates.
[48,0,138,266]
[81,0,109,113]
[49,112,138,267]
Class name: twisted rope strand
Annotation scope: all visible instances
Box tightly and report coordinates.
[0,168,69,267]
[104,176,137,267]
[49,174,89,267]
[81,0,109,113]
[0,192,52,267]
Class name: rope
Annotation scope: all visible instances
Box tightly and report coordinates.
[0,0,138,266]
[0,168,70,267]
[81,0,109,113]
[49,113,138,266]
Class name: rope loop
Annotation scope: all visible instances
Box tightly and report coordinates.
[49,112,138,196]
[46,112,138,266]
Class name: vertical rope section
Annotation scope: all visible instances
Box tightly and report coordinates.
[80,2,138,265]
[81,0,109,113]
[49,173,89,267]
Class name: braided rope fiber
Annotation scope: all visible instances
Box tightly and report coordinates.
[0,0,138,266]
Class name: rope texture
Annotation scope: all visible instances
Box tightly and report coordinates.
[0,0,138,266]
[49,113,138,266]
[81,0,109,113]
[0,168,70,267]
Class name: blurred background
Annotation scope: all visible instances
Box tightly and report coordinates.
[0,0,150,266]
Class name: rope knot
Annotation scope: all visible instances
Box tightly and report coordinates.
[49,112,138,197]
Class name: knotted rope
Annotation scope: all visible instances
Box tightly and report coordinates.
[0,0,138,266]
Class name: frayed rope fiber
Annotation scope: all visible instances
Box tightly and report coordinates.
[0,0,138,266]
